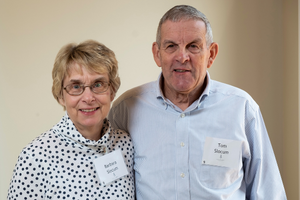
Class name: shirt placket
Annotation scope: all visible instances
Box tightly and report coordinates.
[175,111,190,199]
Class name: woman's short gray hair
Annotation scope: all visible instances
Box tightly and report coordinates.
[52,40,120,108]
[156,5,213,48]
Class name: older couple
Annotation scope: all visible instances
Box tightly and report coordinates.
[8,5,286,200]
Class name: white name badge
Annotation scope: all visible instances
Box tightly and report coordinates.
[202,137,242,169]
[93,149,129,186]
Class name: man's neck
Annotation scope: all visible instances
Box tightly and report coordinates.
[161,76,207,111]
[167,92,198,111]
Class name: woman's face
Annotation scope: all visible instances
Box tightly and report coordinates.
[59,63,113,139]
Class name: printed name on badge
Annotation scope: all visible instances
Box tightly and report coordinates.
[202,137,242,169]
[93,149,129,186]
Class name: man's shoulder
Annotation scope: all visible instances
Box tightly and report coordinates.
[113,81,156,107]
[210,80,257,108]
[211,80,252,98]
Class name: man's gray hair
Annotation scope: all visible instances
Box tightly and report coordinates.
[156,5,213,48]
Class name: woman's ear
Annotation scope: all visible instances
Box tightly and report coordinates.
[58,97,66,107]
[110,92,115,102]
[110,88,115,102]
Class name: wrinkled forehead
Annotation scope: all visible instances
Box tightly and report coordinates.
[161,19,207,39]
[162,18,206,30]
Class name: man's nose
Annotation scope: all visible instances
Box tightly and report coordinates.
[176,48,190,63]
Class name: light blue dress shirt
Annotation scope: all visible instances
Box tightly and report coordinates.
[108,72,287,200]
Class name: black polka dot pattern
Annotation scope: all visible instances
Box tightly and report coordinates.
[7,113,135,200]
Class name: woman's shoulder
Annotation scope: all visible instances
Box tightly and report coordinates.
[109,126,132,143]
[21,129,62,152]
[107,125,133,150]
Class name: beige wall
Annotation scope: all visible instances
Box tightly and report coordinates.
[0,0,298,199]
[283,0,299,199]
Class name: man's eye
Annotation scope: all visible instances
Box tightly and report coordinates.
[189,44,199,49]
[164,44,177,53]
[188,44,201,53]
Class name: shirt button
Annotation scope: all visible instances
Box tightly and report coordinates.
[180,173,185,178]
[180,142,185,147]
[180,113,185,118]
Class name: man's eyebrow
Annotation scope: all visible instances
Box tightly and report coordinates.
[162,38,204,46]
[162,40,176,46]
[189,38,203,44]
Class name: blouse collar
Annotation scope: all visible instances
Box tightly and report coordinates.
[53,112,111,146]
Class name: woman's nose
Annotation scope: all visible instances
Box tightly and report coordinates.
[81,87,95,103]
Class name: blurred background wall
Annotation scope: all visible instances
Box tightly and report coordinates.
[0,0,298,199]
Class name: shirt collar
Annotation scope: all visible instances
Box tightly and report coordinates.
[155,71,211,106]
[199,71,211,103]
[155,73,164,99]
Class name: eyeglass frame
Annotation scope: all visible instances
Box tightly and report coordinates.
[63,81,111,96]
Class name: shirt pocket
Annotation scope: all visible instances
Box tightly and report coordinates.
[199,164,241,189]
[199,137,243,188]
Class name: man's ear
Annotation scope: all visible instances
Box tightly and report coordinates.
[207,42,219,69]
[152,42,162,67]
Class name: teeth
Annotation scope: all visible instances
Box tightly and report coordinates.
[81,108,97,112]
[175,69,187,72]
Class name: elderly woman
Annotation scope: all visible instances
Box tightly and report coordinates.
[7,40,134,199]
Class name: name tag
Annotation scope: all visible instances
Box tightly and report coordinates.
[93,149,129,186]
[202,137,242,169]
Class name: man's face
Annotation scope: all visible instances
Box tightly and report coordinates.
[152,19,218,98]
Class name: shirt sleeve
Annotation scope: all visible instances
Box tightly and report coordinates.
[243,108,287,200]
[108,101,128,133]
[7,148,45,200]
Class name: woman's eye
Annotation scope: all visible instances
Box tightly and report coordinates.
[72,84,81,89]
[94,82,103,88]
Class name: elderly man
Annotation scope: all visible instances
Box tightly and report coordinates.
[108,5,287,200]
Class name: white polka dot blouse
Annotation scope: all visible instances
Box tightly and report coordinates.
[7,113,135,200]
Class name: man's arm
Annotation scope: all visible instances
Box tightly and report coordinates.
[108,101,128,133]
[243,109,286,200]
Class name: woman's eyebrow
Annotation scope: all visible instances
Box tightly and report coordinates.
[93,77,109,82]
[67,77,108,84]
[68,79,82,83]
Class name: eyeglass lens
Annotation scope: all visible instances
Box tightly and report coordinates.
[64,81,109,95]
